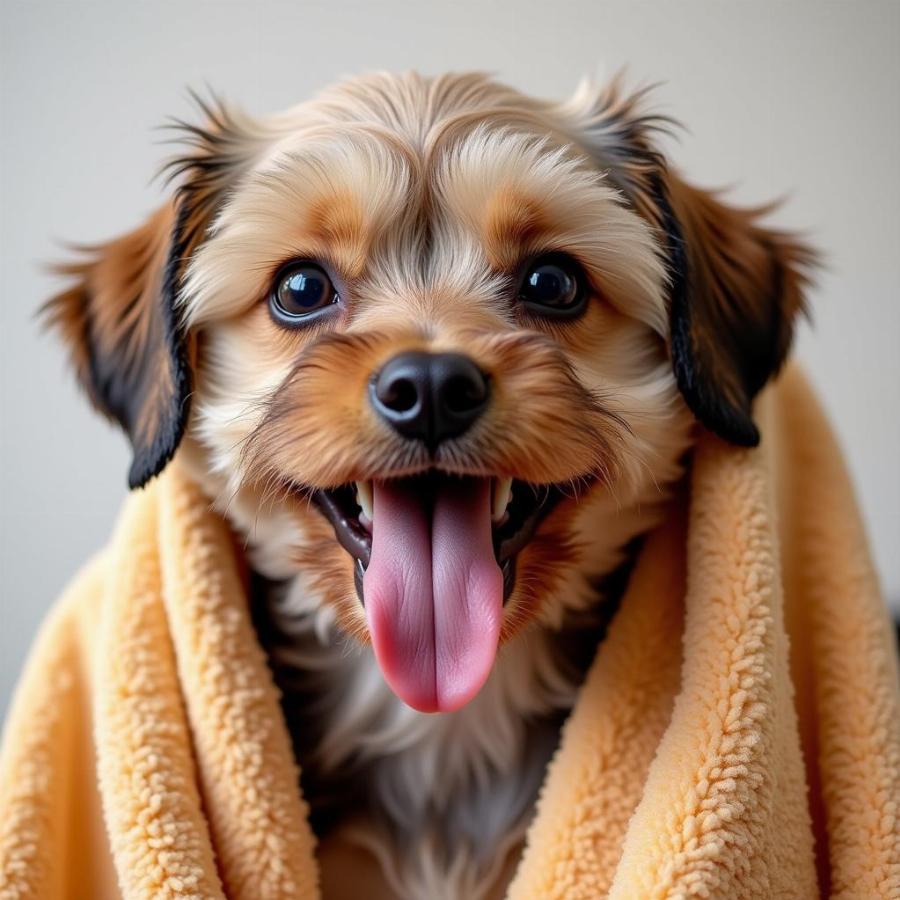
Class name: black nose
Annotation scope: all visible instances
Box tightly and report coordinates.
[370,351,490,447]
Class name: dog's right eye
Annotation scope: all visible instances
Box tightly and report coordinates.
[516,253,587,319]
[271,263,338,324]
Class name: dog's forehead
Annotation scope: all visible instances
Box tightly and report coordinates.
[249,118,600,244]
[256,126,598,257]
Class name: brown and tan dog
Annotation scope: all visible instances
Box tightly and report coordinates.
[45,72,815,898]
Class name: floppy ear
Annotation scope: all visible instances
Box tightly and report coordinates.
[44,201,192,488]
[657,172,817,446]
[561,76,818,446]
[44,94,266,488]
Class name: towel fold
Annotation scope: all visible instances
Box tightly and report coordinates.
[2,366,899,899]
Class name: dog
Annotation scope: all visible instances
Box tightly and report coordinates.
[44,71,815,899]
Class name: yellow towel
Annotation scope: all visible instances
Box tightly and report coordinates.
[2,366,898,899]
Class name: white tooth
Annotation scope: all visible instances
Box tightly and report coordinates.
[356,481,374,520]
[492,477,513,522]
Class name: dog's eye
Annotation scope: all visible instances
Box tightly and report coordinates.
[517,254,587,318]
[271,263,338,323]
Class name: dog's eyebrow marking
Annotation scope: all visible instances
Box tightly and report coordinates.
[481,189,553,270]
[305,189,368,277]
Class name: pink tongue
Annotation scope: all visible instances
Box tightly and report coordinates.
[364,478,503,713]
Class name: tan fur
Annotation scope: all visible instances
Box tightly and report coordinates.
[482,189,551,267]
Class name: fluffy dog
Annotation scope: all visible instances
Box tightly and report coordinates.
[45,71,815,899]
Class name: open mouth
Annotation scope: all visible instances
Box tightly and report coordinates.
[311,474,562,714]
[313,475,560,601]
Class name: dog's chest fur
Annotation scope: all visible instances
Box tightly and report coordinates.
[252,572,622,900]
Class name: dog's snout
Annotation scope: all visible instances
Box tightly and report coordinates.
[370,351,489,447]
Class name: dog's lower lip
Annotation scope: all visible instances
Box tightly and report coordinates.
[309,474,568,605]
[312,486,372,568]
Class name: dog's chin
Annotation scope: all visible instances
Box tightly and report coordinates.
[300,472,572,714]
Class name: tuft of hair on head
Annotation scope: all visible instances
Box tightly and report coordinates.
[159,88,272,252]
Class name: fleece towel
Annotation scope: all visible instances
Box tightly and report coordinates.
[1,365,898,900]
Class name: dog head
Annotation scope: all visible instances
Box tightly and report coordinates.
[45,72,815,712]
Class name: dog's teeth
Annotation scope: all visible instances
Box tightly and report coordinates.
[492,477,513,522]
[355,481,374,520]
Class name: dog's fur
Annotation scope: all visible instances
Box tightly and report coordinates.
[45,71,816,898]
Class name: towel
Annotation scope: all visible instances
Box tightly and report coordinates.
[1,365,898,899]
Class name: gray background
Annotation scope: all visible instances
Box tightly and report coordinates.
[2,0,898,716]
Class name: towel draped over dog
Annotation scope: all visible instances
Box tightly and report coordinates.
[2,366,898,899]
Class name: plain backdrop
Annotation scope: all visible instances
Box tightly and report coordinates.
[1,0,898,716]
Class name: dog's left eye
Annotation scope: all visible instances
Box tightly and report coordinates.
[271,263,338,322]
[517,254,587,318]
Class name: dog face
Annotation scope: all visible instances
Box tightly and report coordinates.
[46,72,815,712]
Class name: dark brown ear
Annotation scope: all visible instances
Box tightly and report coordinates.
[659,173,818,446]
[44,93,264,488]
[43,200,193,488]
[563,77,819,446]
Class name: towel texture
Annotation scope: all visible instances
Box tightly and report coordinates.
[2,366,898,899]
